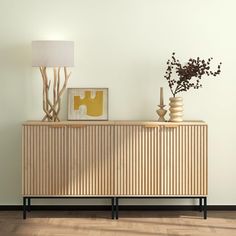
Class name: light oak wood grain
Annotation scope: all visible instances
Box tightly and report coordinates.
[23,120,206,126]
[22,121,207,197]
[114,125,207,196]
[0,211,235,236]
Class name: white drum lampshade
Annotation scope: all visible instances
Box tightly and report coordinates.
[32,40,74,67]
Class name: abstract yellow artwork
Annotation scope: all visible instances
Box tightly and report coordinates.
[74,91,103,116]
[67,88,108,120]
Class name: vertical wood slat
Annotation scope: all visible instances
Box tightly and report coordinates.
[22,123,207,197]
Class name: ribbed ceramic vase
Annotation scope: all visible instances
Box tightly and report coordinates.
[169,97,183,122]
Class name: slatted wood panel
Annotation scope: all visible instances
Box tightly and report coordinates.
[114,125,207,196]
[22,125,114,196]
[67,125,114,196]
[22,122,207,197]
[22,125,67,196]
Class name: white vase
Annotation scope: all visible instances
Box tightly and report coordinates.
[169,97,183,122]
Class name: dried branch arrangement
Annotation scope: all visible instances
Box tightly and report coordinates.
[39,67,71,121]
[164,53,222,97]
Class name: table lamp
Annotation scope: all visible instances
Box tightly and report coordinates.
[32,40,74,121]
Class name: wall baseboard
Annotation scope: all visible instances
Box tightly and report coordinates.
[0,205,235,211]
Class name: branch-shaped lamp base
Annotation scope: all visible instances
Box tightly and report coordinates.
[39,66,71,122]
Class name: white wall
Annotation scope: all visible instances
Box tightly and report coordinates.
[0,0,235,205]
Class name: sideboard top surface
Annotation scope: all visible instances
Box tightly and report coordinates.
[23,120,207,126]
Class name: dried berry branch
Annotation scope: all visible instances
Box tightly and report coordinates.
[164,53,222,97]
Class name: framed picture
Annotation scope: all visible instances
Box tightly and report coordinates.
[67,88,108,120]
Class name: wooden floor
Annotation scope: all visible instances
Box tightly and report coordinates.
[0,211,236,236]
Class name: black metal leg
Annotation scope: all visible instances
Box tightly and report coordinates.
[27,198,31,212]
[23,197,27,220]
[203,197,207,219]
[111,197,115,219]
[199,197,202,212]
[116,197,119,220]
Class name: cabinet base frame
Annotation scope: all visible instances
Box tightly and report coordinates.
[22,197,115,220]
[22,196,207,220]
[115,197,207,220]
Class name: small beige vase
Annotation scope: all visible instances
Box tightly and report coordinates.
[169,97,183,122]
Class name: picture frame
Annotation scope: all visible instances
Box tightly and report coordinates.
[67,88,109,120]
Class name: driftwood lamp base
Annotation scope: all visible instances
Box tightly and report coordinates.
[39,66,71,122]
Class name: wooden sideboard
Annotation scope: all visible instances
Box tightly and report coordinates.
[22,120,208,219]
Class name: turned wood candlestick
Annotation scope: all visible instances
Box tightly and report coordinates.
[156,105,167,122]
[156,87,167,122]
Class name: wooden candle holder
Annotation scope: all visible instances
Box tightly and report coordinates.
[156,87,167,122]
[156,105,167,122]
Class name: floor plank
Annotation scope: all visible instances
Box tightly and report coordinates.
[0,211,235,236]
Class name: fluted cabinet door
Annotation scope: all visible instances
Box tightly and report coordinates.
[114,125,207,196]
[159,125,207,195]
[114,125,162,196]
[67,125,114,196]
[22,125,67,196]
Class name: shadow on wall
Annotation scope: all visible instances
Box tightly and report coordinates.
[0,43,33,122]
[0,43,32,75]
[0,43,32,203]
[0,123,22,203]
